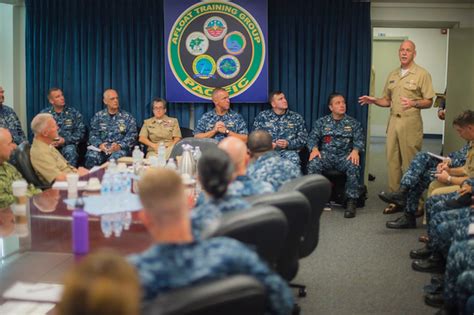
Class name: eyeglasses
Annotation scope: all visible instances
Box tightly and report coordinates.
[153,107,165,111]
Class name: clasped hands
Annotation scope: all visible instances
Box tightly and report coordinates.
[213,121,228,134]
[99,142,121,154]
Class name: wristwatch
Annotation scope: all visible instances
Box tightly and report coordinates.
[225,129,230,135]
[414,102,420,109]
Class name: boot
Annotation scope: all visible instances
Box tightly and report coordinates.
[344,199,357,218]
[378,187,408,207]
[386,213,416,229]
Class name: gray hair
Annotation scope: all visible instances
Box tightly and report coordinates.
[31,113,53,135]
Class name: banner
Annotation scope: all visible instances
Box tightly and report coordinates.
[164,0,268,103]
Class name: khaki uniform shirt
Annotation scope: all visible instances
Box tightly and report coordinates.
[139,115,181,159]
[463,141,474,177]
[30,139,77,184]
[382,63,436,117]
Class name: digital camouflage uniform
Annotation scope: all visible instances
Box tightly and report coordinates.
[252,109,308,166]
[0,104,26,145]
[399,144,469,215]
[190,194,250,239]
[247,151,301,191]
[194,109,248,142]
[307,114,365,200]
[127,237,294,315]
[227,175,275,197]
[444,240,474,310]
[85,109,137,168]
[40,105,85,166]
[0,161,40,205]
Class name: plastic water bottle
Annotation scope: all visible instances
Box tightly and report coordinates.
[101,173,112,195]
[108,158,117,173]
[100,214,113,238]
[157,142,166,167]
[132,145,143,172]
[123,212,132,230]
[193,146,202,162]
[165,158,178,171]
[112,213,123,237]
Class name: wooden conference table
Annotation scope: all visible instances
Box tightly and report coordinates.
[0,169,152,305]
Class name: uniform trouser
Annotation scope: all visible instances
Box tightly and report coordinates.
[444,240,474,309]
[85,149,127,169]
[399,152,439,214]
[386,114,423,192]
[277,150,300,167]
[59,144,79,167]
[308,154,360,199]
[427,180,460,198]
[425,191,458,225]
[428,207,471,255]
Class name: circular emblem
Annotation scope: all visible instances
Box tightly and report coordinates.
[223,31,246,55]
[168,2,266,99]
[217,55,240,79]
[203,16,227,41]
[192,55,216,80]
[185,32,209,56]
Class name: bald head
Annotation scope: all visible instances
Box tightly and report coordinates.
[103,89,119,113]
[401,40,416,51]
[0,128,16,163]
[218,137,248,175]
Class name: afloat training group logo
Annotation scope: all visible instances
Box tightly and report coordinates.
[168,1,266,99]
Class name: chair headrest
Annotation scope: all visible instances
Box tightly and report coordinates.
[141,275,266,315]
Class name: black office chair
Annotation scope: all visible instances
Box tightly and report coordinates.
[204,205,288,266]
[169,138,218,159]
[13,142,50,189]
[279,174,331,296]
[248,191,310,281]
[322,169,347,205]
[279,175,331,258]
[180,127,194,138]
[141,275,266,315]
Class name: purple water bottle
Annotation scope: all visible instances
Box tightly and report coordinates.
[72,198,89,255]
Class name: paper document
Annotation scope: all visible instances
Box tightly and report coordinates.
[0,301,55,315]
[87,145,101,152]
[52,181,87,190]
[2,282,63,303]
[427,152,447,161]
[64,192,142,215]
[88,165,102,174]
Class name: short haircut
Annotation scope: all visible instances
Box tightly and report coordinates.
[211,87,227,100]
[453,110,474,127]
[103,89,117,99]
[31,113,53,135]
[327,92,345,106]
[151,97,167,110]
[47,87,61,99]
[268,90,283,103]
[57,249,140,315]
[198,148,234,199]
[138,168,185,222]
[248,130,273,154]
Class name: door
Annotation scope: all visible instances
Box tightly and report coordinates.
[444,28,474,154]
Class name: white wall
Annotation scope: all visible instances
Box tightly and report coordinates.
[0,3,14,107]
[372,3,474,28]
[0,3,26,131]
[372,27,448,135]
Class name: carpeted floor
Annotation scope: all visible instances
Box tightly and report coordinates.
[293,137,442,315]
